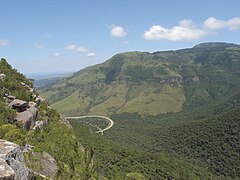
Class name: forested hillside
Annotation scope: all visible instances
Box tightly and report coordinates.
[40,42,240,179]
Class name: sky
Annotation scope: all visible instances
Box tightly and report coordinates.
[0,0,240,74]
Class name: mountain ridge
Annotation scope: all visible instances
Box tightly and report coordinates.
[40,42,240,117]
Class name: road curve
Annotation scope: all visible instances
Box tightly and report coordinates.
[65,115,114,134]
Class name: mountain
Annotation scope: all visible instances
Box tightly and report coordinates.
[0,59,96,179]
[39,42,240,179]
[0,58,219,179]
[41,42,240,117]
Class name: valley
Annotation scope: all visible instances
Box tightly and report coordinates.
[1,1,240,179]
[65,115,114,134]
[38,42,240,179]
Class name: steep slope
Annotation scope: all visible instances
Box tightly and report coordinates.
[150,91,240,178]
[41,42,240,117]
[41,52,184,116]
[0,58,96,179]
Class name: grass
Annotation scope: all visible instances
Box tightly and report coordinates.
[51,82,185,116]
[118,84,185,115]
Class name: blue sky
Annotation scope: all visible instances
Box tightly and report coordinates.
[0,0,240,74]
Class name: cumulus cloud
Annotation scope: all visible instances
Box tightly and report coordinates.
[33,44,44,49]
[111,25,126,37]
[204,17,240,30]
[144,20,207,41]
[64,45,90,52]
[87,52,95,57]
[0,39,9,46]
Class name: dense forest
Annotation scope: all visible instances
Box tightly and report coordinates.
[41,42,240,179]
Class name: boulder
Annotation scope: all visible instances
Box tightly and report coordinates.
[8,99,29,112]
[0,139,29,180]
[3,94,16,104]
[7,95,16,100]
[16,106,38,131]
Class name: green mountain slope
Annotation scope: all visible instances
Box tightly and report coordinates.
[150,91,240,178]
[0,57,221,179]
[41,42,240,117]
[40,42,240,179]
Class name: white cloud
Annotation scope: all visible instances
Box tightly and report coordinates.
[54,52,60,56]
[179,19,195,27]
[111,25,126,37]
[33,44,44,49]
[64,45,90,52]
[87,52,95,57]
[204,17,240,30]
[144,20,207,41]
[0,39,9,46]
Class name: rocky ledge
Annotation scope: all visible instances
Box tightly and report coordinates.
[0,139,29,180]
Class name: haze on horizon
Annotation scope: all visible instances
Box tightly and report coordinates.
[0,0,239,74]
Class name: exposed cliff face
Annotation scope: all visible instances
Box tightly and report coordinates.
[0,58,92,179]
[0,139,29,180]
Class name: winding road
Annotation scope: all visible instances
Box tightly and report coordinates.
[65,115,114,135]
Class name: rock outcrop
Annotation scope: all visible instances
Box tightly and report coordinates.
[0,139,29,180]
[16,106,38,131]
[6,96,47,131]
[8,99,29,112]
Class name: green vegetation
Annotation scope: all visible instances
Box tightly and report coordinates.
[0,58,97,179]
[0,58,35,101]
[40,42,240,179]
[41,51,186,116]
[0,101,16,125]
[69,118,214,180]
[26,102,96,179]
[2,42,240,179]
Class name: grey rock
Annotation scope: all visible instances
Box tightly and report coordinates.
[8,99,29,112]
[0,139,29,180]
[35,96,48,106]
[33,121,45,131]
[0,158,15,180]
[16,107,38,131]
[7,95,16,100]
